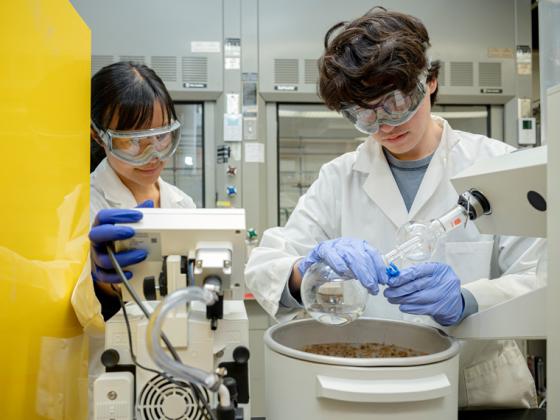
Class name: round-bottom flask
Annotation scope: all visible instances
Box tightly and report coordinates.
[394,221,439,263]
[301,262,368,326]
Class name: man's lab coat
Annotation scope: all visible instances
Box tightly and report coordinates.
[245,116,540,408]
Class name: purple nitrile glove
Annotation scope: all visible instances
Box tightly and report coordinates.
[298,238,388,295]
[384,262,464,326]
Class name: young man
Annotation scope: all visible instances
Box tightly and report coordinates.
[245,7,539,408]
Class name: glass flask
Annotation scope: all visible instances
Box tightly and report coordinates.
[301,262,368,326]
[383,203,470,269]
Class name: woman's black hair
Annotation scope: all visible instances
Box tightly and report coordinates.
[90,61,177,171]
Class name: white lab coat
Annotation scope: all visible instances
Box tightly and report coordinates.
[72,157,196,334]
[89,158,196,219]
[245,116,539,408]
[70,158,195,418]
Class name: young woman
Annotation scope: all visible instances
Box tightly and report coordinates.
[85,62,196,320]
[90,61,194,214]
[86,62,198,319]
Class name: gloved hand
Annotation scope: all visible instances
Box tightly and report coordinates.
[89,200,153,283]
[383,262,464,326]
[298,238,388,295]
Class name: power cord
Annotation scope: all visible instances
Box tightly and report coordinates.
[106,244,217,420]
[106,245,181,362]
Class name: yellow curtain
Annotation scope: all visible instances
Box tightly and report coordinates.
[0,1,90,418]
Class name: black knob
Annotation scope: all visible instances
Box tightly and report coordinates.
[216,405,236,420]
[527,191,547,212]
[233,346,250,364]
[101,349,120,368]
[159,276,168,296]
[143,276,156,300]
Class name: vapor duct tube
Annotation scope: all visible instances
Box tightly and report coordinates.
[146,286,222,392]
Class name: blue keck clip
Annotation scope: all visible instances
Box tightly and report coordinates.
[386,262,400,278]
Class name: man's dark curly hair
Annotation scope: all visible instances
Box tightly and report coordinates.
[318,6,440,111]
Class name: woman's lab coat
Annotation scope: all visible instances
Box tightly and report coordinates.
[245,116,539,408]
[71,158,195,417]
[72,157,196,334]
[89,158,196,217]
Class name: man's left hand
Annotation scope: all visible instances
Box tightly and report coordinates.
[384,262,464,326]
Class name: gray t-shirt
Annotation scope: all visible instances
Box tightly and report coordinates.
[383,148,432,212]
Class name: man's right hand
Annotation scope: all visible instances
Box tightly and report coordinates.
[297,238,388,295]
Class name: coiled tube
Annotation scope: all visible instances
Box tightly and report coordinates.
[146,287,221,392]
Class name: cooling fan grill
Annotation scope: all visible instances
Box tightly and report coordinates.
[137,375,211,420]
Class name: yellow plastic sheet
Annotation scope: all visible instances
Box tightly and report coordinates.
[0,1,90,418]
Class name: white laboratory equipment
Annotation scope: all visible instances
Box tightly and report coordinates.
[265,145,548,420]
[265,318,460,420]
[545,82,560,420]
[448,145,547,339]
[93,209,251,420]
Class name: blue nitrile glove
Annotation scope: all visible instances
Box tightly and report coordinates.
[89,200,153,283]
[135,200,154,209]
[298,238,388,295]
[383,262,464,326]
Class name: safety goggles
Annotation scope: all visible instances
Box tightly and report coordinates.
[92,120,182,166]
[341,74,428,135]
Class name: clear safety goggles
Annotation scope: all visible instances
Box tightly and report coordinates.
[341,74,428,135]
[92,120,182,166]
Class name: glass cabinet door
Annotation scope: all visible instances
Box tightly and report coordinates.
[161,102,204,207]
[431,104,490,136]
[277,104,360,226]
